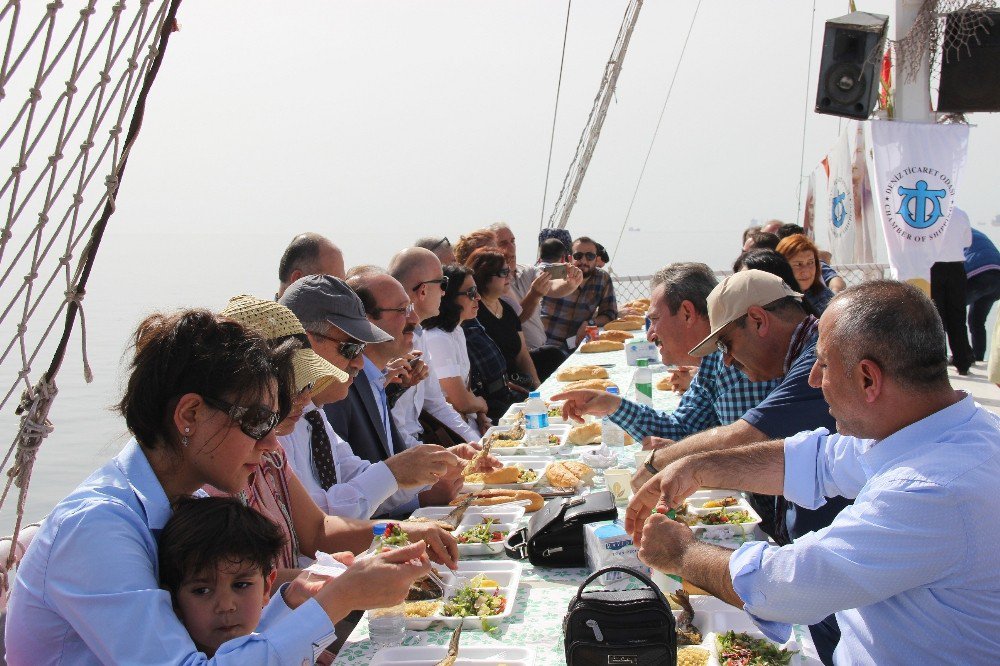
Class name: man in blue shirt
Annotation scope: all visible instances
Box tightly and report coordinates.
[627,280,1000,665]
[964,228,1000,362]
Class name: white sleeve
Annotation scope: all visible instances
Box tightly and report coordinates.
[328,430,399,519]
[423,362,480,441]
[425,330,461,378]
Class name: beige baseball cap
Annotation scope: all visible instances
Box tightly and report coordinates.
[688,270,802,357]
[220,294,348,393]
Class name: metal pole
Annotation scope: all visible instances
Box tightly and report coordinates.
[893,0,934,122]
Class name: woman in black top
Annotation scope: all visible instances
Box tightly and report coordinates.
[466,248,541,392]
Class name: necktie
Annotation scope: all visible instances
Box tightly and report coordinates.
[304,410,337,491]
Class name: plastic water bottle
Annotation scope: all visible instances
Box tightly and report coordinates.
[524,390,549,446]
[602,387,625,447]
[634,358,653,406]
[365,523,406,648]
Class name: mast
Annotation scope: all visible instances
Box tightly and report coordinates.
[893,0,934,122]
[548,0,644,230]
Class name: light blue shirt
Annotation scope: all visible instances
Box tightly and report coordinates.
[729,393,1000,665]
[362,355,394,453]
[6,439,336,665]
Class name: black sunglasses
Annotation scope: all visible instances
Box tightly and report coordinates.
[412,276,449,292]
[202,396,280,441]
[573,252,597,261]
[429,236,450,251]
[494,267,511,278]
[310,331,367,360]
[457,285,480,299]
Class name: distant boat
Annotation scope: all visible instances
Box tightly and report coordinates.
[628,226,642,232]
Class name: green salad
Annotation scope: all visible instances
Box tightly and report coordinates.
[442,574,507,618]
[380,522,411,546]
[717,630,796,665]
[456,518,508,545]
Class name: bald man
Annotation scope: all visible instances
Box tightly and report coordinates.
[276,232,345,297]
[388,248,482,446]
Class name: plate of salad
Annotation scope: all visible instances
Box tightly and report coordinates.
[402,560,522,631]
[454,518,513,556]
[715,630,797,665]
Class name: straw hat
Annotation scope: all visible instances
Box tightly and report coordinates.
[220,294,347,394]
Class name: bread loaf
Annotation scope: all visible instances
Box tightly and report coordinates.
[556,365,610,381]
[579,340,624,352]
[598,330,633,343]
[563,378,617,392]
[603,320,642,331]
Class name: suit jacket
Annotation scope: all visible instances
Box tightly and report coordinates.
[324,370,406,466]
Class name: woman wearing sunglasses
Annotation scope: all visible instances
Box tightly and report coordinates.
[466,248,540,395]
[422,264,492,434]
[7,310,432,664]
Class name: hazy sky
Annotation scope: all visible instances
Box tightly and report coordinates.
[114,0,1000,277]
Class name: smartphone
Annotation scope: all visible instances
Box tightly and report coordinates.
[542,263,567,279]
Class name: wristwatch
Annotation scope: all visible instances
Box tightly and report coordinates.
[644,449,660,475]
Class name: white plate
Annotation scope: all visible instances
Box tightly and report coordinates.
[679,505,762,538]
[501,401,567,425]
[408,505,525,529]
[399,560,522,630]
[370,645,535,665]
[485,424,571,455]
[453,521,515,556]
[686,495,752,512]
[462,461,550,492]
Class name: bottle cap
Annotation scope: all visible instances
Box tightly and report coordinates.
[372,523,387,536]
[637,359,648,367]
[606,386,619,395]
[528,390,541,398]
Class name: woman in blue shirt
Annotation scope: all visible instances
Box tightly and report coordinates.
[6,309,430,665]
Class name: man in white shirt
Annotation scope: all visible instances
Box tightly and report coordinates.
[387,247,483,446]
[279,274,464,518]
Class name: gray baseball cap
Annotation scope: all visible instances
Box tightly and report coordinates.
[279,274,393,344]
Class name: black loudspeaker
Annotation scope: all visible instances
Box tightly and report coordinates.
[815,12,889,119]
[938,10,1000,113]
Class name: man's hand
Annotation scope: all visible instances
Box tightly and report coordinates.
[642,436,674,451]
[451,442,503,472]
[384,352,428,389]
[565,265,584,289]
[637,512,696,575]
[551,389,621,423]
[668,366,696,394]
[528,269,553,297]
[475,412,492,434]
[385,444,462,488]
[625,457,705,546]
[401,521,460,569]
[418,475,464,510]
[574,320,592,345]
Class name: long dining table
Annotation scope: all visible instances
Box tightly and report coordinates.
[332,342,821,665]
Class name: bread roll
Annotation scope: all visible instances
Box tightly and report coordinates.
[598,330,634,343]
[655,375,672,391]
[580,340,624,352]
[562,460,595,484]
[619,315,646,323]
[604,320,642,331]
[564,378,617,392]
[545,460,595,488]
[556,365,610,381]
[451,488,544,512]
[464,466,520,484]
[568,421,602,445]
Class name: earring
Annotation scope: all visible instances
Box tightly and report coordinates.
[182,427,190,447]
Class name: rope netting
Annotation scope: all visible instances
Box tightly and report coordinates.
[0,0,181,600]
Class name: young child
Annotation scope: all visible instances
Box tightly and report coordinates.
[159,496,285,657]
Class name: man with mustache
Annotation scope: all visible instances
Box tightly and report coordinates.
[279,275,463,519]
[541,235,618,349]
[325,270,467,512]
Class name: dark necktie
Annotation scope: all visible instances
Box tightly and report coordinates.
[304,410,337,490]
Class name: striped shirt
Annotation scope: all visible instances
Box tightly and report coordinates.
[541,268,617,346]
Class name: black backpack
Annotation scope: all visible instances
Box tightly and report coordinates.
[563,566,677,666]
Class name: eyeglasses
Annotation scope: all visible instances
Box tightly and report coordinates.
[202,396,280,441]
[371,302,416,318]
[790,259,816,270]
[494,267,511,278]
[573,252,597,261]
[310,331,367,360]
[457,285,480,299]
[715,314,748,357]
[412,276,449,292]
[429,237,450,251]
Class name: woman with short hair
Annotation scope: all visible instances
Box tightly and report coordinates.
[776,234,835,315]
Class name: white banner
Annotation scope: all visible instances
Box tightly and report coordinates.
[867,120,969,287]
[826,128,857,263]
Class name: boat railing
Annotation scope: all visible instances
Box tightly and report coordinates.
[610,263,890,302]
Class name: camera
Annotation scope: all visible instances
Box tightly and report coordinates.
[541,263,567,279]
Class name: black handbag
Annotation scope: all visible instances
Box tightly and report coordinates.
[563,566,677,666]
[503,491,618,567]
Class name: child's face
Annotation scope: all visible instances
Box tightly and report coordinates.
[174,560,276,656]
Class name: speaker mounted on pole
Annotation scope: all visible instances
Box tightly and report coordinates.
[815,11,889,120]
[938,10,1000,113]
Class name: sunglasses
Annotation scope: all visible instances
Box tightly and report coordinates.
[457,285,480,299]
[573,252,597,261]
[202,396,280,440]
[494,267,511,278]
[311,331,367,360]
[429,236,450,251]
[412,276,449,292]
[715,314,749,357]
[371,302,416,318]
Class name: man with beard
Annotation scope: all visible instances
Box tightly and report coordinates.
[325,271,466,511]
[278,275,464,519]
[541,235,618,349]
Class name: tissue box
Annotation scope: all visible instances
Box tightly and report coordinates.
[624,339,658,366]
[584,520,650,586]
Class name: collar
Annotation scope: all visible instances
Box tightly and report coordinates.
[861,391,976,470]
[362,355,385,391]
[113,438,172,531]
[782,315,818,374]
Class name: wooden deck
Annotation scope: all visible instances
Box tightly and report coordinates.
[950,364,1000,415]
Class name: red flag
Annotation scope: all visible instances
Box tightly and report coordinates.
[879,50,892,109]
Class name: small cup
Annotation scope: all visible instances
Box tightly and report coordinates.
[604,468,633,503]
[633,450,651,469]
